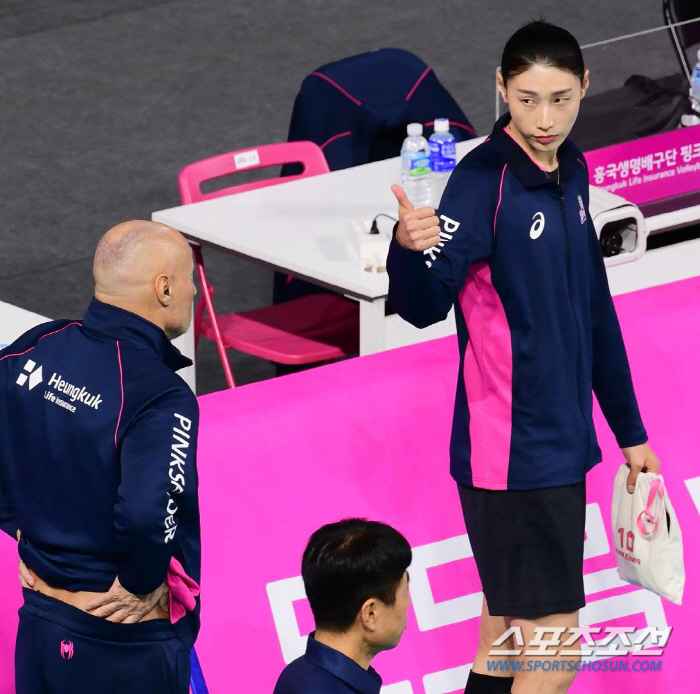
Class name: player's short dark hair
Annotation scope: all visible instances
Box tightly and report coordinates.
[501,20,585,85]
[302,518,412,633]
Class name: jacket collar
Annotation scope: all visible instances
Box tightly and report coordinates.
[82,298,192,373]
[491,111,579,189]
[305,633,382,694]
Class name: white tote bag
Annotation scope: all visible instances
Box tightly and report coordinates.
[611,463,684,604]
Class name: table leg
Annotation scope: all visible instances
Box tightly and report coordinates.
[359,298,386,356]
[173,318,196,393]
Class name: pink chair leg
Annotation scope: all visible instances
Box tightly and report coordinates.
[193,294,204,351]
[190,243,235,388]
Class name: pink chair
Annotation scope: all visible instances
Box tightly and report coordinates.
[178,141,359,388]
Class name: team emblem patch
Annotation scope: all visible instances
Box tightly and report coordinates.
[577,195,587,224]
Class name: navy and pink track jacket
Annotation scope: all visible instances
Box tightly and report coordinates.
[0,299,200,648]
[387,112,648,491]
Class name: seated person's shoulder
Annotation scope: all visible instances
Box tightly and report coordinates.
[274,655,340,693]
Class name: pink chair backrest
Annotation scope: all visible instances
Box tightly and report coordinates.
[178,141,330,204]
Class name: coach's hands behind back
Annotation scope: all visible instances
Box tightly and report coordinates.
[391,185,441,252]
[85,577,168,623]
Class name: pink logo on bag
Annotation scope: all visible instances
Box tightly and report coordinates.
[60,640,74,661]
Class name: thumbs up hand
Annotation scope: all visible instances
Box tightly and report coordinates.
[392,185,441,252]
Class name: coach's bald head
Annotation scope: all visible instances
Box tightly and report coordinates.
[93,220,196,340]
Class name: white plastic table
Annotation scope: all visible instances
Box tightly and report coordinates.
[153,140,486,389]
[153,139,700,392]
[154,142,488,352]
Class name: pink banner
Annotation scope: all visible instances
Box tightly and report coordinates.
[1,275,699,693]
[584,124,700,204]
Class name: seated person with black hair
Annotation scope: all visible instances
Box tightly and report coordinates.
[273,518,412,694]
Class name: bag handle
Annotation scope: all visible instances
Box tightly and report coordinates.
[636,477,665,536]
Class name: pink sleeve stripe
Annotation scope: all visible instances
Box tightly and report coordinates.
[577,157,587,169]
[0,322,82,362]
[114,340,124,449]
[320,131,352,150]
[423,120,477,136]
[310,72,362,106]
[493,164,507,237]
[405,66,432,101]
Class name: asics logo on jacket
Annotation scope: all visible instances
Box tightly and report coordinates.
[529,212,545,239]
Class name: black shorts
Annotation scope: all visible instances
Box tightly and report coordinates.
[458,479,587,617]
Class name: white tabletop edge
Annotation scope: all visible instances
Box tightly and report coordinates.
[153,135,700,303]
[152,209,389,301]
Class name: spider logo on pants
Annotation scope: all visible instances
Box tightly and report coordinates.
[60,640,74,661]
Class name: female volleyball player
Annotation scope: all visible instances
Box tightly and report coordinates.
[387,20,661,694]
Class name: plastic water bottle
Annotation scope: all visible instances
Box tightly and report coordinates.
[400,123,432,208]
[429,118,457,206]
[691,49,700,114]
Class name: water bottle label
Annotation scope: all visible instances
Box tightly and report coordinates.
[402,152,430,177]
[429,140,456,172]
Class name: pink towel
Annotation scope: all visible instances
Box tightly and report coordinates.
[166,557,200,624]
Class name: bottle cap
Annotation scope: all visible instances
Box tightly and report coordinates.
[407,123,423,136]
[434,118,450,133]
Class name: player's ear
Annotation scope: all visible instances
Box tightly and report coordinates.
[496,68,507,103]
[580,69,590,98]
